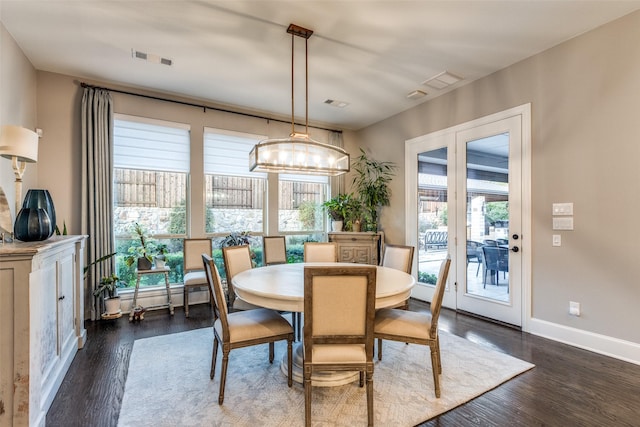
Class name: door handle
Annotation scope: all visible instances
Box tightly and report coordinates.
[511,246,519,253]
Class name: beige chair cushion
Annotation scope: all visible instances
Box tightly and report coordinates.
[184,270,207,286]
[374,308,433,341]
[215,308,293,344]
[310,344,367,364]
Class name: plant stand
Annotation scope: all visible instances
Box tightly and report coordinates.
[129,267,174,321]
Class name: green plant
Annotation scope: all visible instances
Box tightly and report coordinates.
[322,193,352,222]
[220,231,253,248]
[343,195,364,231]
[351,148,397,232]
[55,221,68,235]
[93,273,124,298]
[124,222,157,267]
[298,201,321,230]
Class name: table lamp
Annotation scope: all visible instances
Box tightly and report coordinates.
[0,125,39,215]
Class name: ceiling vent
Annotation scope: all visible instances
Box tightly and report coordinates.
[406,90,426,100]
[324,99,349,108]
[422,71,462,90]
[131,49,172,66]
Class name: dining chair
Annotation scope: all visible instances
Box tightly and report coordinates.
[263,235,301,341]
[380,244,415,309]
[374,256,451,398]
[303,241,338,262]
[182,238,212,317]
[202,254,293,404]
[303,265,377,427]
[222,245,261,311]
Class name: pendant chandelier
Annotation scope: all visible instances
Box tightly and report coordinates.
[249,24,350,176]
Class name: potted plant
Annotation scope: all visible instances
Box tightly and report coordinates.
[344,196,364,232]
[322,193,352,232]
[220,231,256,266]
[125,222,154,270]
[93,273,124,314]
[351,148,397,232]
[154,243,168,268]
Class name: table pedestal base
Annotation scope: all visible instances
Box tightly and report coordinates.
[281,343,360,387]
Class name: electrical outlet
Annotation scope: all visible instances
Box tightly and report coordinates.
[569,301,581,316]
[552,235,561,246]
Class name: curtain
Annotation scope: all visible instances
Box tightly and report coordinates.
[328,130,345,195]
[81,87,114,320]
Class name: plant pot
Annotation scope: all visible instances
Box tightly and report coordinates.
[352,220,361,232]
[331,220,343,232]
[137,257,152,271]
[104,296,121,315]
[155,257,166,269]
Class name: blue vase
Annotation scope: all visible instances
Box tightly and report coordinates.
[22,189,56,238]
[14,208,53,241]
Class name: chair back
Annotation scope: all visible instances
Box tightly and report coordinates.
[429,256,451,338]
[303,242,338,262]
[263,236,287,265]
[202,254,230,340]
[381,244,414,273]
[483,239,498,246]
[184,238,212,272]
[497,247,509,273]
[303,266,376,360]
[482,246,500,270]
[222,245,253,305]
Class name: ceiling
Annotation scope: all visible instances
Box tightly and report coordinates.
[2,1,640,131]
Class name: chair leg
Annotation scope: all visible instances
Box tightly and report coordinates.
[359,371,364,387]
[184,287,189,318]
[435,336,442,374]
[366,368,374,427]
[304,368,312,427]
[430,345,441,398]
[269,342,275,363]
[210,337,219,379]
[219,351,229,404]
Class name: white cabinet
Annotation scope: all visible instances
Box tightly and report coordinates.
[0,236,86,427]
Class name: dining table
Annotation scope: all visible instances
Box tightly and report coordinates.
[232,262,416,386]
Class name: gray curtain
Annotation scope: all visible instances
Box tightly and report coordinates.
[81,87,114,320]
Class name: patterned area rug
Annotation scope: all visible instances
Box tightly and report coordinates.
[118,327,533,426]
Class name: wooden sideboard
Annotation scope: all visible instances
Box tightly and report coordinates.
[328,232,382,265]
[0,236,87,427]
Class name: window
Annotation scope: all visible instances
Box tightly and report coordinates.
[113,115,190,288]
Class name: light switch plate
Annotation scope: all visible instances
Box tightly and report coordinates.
[552,202,573,216]
[553,217,574,230]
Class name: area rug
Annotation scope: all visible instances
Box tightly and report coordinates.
[118,327,533,426]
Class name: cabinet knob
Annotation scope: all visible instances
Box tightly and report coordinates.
[58,295,65,301]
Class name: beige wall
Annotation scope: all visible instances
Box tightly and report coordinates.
[0,23,38,218]
[353,11,640,345]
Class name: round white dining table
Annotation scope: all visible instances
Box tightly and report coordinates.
[232,262,416,313]
[231,262,416,386]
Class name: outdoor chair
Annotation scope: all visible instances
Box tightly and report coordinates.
[374,256,451,398]
[202,254,293,404]
[303,242,338,262]
[481,246,509,291]
[182,238,212,317]
[466,240,483,277]
[303,265,377,427]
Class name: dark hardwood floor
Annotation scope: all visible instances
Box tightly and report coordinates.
[47,300,640,427]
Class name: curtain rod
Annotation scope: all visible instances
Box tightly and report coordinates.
[80,82,342,134]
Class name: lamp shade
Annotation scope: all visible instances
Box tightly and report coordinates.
[249,134,350,176]
[0,125,38,162]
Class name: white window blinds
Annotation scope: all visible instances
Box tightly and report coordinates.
[114,115,190,172]
[204,128,267,178]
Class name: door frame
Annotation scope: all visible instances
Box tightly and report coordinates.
[405,104,532,332]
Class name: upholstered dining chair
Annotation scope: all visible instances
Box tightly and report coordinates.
[182,238,212,317]
[263,235,302,341]
[303,242,338,262]
[380,244,415,309]
[303,265,377,427]
[222,245,261,311]
[263,235,287,265]
[202,254,293,404]
[374,256,451,398]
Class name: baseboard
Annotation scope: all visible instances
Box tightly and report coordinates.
[119,286,210,314]
[529,317,640,366]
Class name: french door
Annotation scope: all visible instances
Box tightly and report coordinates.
[406,105,530,327]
